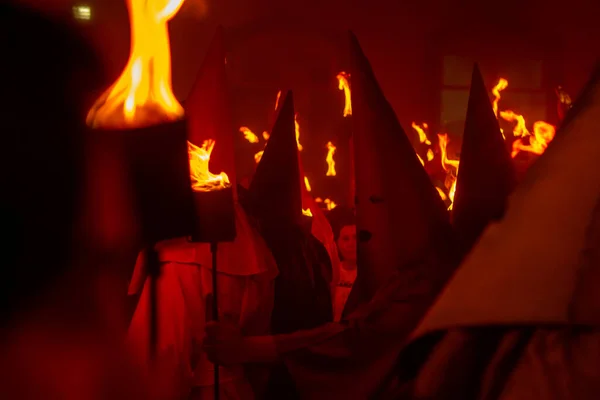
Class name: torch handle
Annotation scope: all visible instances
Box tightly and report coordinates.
[147,246,161,360]
[210,242,219,400]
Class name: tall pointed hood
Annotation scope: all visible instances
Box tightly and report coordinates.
[247,91,302,226]
[185,26,237,190]
[346,32,456,308]
[452,64,517,252]
[413,64,600,339]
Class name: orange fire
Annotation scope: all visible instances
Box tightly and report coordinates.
[511,121,556,157]
[438,133,459,210]
[411,122,432,145]
[302,208,313,217]
[188,139,230,192]
[239,126,260,143]
[326,141,337,176]
[304,176,312,192]
[275,90,282,111]
[295,113,304,151]
[426,148,434,162]
[336,71,352,117]
[87,0,185,128]
[324,198,337,211]
[492,78,508,118]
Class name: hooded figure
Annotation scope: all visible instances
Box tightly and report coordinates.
[241,91,333,399]
[344,31,457,314]
[452,64,517,253]
[397,64,600,400]
[202,33,462,400]
[127,28,277,400]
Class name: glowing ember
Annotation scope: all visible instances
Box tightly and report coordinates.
[304,176,312,192]
[188,139,230,192]
[438,133,459,210]
[336,71,352,117]
[426,148,434,162]
[411,122,432,145]
[492,78,508,118]
[295,113,303,151]
[275,90,282,111]
[87,0,185,128]
[324,198,337,211]
[511,121,556,158]
[240,126,260,143]
[325,141,337,176]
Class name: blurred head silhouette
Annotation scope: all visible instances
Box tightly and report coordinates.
[0,2,104,322]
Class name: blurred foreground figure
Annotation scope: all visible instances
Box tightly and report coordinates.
[0,3,149,399]
[127,203,278,399]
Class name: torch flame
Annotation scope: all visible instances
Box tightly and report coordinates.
[336,71,352,117]
[438,133,459,210]
[411,122,432,145]
[87,0,185,128]
[295,113,303,151]
[326,141,337,176]
[492,78,508,118]
[304,176,312,192]
[188,139,230,192]
[240,126,260,143]
[324,198,337,211]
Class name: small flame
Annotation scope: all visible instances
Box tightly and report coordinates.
[417,154,425,166]
[295,113,303,151]
[324,198,337,210]
[315,197,323,203]
[511,121,556,158]
[499,110,530,138]
[254,151,264,164]
[555,86,572,108]
[411,122,432,145]
[336,71,352,117]
[240,126,260,143]
[188,139,231,192]
[492,78,508,118]
[87,0,185,128]
[304,176,312,192]
[262,131,270,141]
[438,133,459,210]
[436,187,448,201]
[326,141,337,176]
[302,208,313,217]
[275,90,282,111]
[426,148,434,162]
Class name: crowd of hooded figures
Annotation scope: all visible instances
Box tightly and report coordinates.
[2,2,600,399]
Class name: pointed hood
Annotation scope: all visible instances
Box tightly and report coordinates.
[247,91,302,226]
[412,64,600,339]
[185,26,237,190]
[346,32,457,308]
[452,64,517,252]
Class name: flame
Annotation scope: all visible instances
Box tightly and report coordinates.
[499,110,530,137]
[87,0,185,128]
[240,126,260,143]
[411,122,432,145]
[336,71,352,117]
[324,198,337,210]
[438,133,459,210]
[492,78,508,118]
[275,90,282,111]
[254,151,264,163]
[417,154,425,166]
[326,141,337,176]
[295,113,303,151]
[302,208,313,217]
[262,131,270,141]
[436,187,448,201]
[555,86,572,108]
[188,139,230,192]
[426,148,434,162]
[315,197,323,203]
[511,121,556,158]
[304,176,312,192]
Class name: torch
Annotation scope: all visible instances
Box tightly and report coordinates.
[185,27,238,400]
[85,0,197,362]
